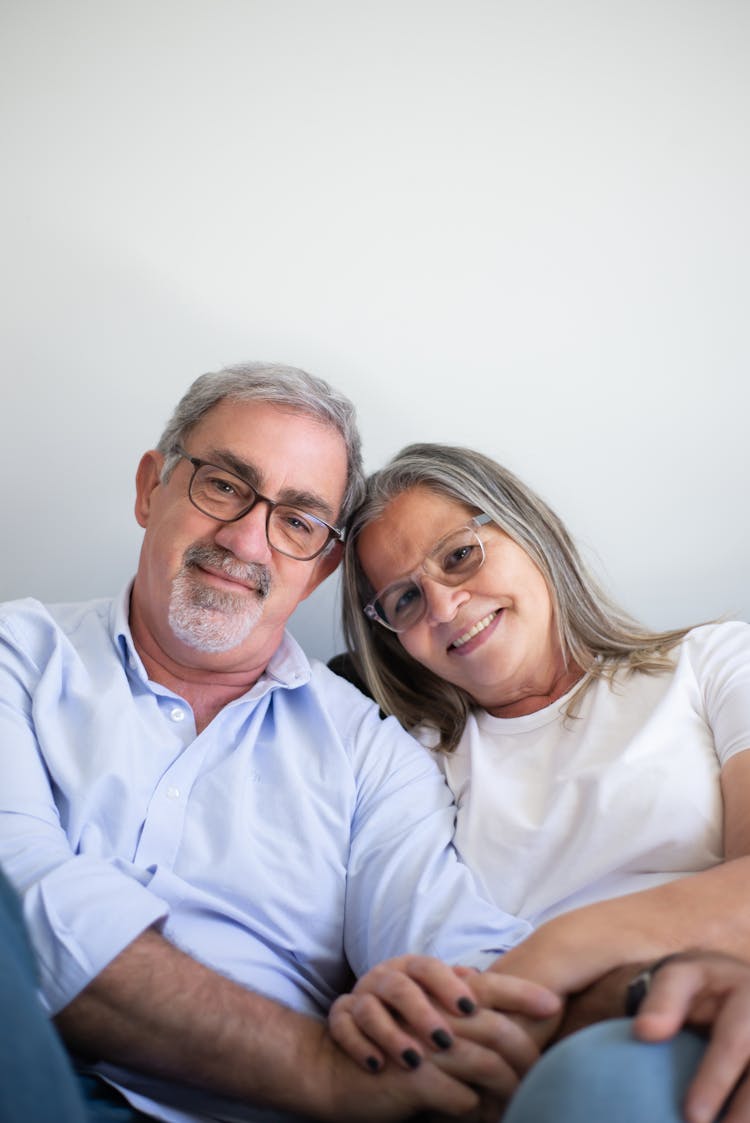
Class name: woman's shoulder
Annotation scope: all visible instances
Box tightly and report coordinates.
[680,619,750,655]
[666,620,750,691]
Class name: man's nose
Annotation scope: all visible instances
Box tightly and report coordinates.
[213,501,274,563]
[422,576,470,624]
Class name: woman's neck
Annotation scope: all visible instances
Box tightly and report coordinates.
[485,664,585,719]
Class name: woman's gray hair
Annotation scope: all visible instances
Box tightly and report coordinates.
[156,361,365,523]
[342,442,697,752]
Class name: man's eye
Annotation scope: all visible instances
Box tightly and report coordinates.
[282,513,315,535]
[208,475,238,496]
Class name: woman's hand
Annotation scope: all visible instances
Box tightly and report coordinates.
[328,954,562,1077]
[634,951,750,1123]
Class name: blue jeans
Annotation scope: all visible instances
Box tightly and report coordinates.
[0,869,150,1122]
[505,1018,713,1123]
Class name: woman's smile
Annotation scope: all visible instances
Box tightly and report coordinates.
[448,609,503,653]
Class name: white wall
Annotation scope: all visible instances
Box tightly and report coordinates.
[2,0,748,663]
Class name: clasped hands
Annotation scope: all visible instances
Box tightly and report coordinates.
[331,950,750,1123]
[329,954,562,1118]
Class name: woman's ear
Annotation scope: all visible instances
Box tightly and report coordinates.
[134,451,165,528]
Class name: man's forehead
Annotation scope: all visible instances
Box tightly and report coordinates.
[187,400,348,517]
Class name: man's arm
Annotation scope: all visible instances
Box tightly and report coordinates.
[55,927,338,1115]
[55,927,530,1121]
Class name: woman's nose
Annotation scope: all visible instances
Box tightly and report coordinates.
[421,576,470,624]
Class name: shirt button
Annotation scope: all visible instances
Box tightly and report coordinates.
[167,786,180,800]
[169,707,185,722]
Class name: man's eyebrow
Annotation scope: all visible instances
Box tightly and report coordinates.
[207,448,339,523]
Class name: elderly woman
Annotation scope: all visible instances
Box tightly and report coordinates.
[332,441,750,1122]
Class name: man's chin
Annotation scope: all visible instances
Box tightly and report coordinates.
[168,606,262,655]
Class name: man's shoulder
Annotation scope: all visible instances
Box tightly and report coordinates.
[306,657,438,772]
[309,657,384,716]
[0,595,114,654]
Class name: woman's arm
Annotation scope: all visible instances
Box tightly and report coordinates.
[720,750,750,859]
[491,749,750,995]
[331,750,750,1067]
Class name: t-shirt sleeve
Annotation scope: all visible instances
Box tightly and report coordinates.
[697,621,750,765]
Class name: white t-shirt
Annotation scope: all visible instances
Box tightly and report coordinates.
[426,622,750,927]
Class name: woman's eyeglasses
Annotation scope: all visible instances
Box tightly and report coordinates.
[364,514,491,632]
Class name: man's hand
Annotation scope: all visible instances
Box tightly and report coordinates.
[634,951,750,1123]
[328,953,561,1104]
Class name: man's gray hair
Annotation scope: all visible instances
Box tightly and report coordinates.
[156,361,365,524]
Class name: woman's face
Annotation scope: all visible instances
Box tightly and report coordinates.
[356,485,569,716]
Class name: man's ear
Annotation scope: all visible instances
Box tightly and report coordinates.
[134,451,165,528]
[298,539,343,603]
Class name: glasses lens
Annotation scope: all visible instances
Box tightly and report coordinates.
[376,581,425,631]
[428,527,485,584]
[191,464,255,519]
[268,506,330,560]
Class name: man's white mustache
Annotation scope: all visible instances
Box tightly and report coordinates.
[182,544,271,598]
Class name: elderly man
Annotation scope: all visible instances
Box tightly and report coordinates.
[0,363,556,1123]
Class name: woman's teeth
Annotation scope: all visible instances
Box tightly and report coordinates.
[451,611,498,649]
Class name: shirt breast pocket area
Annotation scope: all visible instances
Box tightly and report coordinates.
[180,755,351,926]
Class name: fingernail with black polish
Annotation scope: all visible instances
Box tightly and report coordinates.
[365,1056,380,1073]
[457,996,476,1014]
[431,1028,453,1049]
[402,1048,422,1069]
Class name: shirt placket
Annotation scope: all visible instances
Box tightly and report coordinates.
[133,695,203,870]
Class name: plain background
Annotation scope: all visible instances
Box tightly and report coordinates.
[1,0,748,663]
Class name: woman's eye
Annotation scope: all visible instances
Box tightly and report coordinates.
[443,544,475,572]
[393,585,422,617]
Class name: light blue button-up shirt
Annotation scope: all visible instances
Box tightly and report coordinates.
[0,587,530,1122]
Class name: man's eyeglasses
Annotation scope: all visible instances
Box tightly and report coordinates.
[364,514,492,633]
[174,446,342,561]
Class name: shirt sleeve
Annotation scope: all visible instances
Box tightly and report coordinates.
[697,622,750,765]
[0,615,169,1014]
[333,674,531,975]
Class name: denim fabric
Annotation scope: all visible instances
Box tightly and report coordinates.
[504,1018,712,1123]
[0,868,154,1122]
[0,869,88,1122]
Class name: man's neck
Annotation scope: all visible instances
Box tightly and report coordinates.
[129,610,271,734]
[137,644,264,733]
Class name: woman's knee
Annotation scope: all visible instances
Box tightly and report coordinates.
[504,1018,708,1123]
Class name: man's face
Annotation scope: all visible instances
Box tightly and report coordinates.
[131,398,348,674]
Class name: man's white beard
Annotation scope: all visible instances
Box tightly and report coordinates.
[168,544,271,653]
